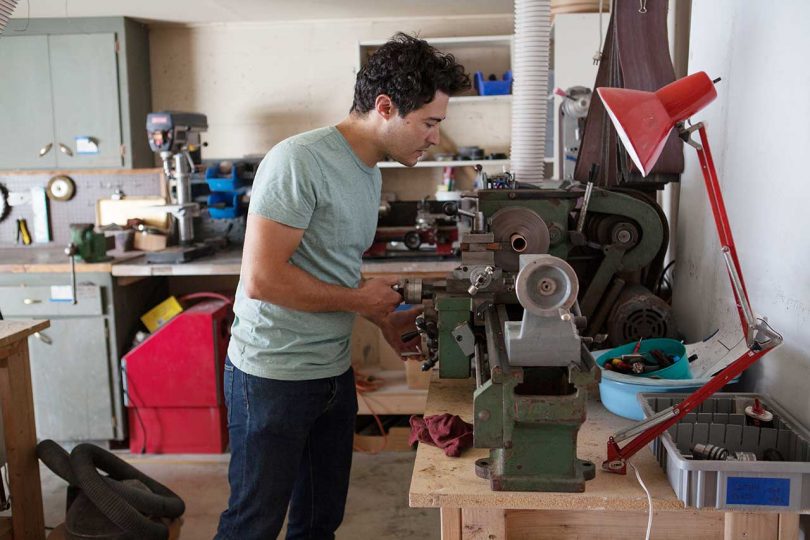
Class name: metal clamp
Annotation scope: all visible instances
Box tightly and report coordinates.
[33,331,53,345]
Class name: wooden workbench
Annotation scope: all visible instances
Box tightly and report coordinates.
[110,244,458,278]
[0,319,50,540]
[409,378,801,539]
[0,245,143,273]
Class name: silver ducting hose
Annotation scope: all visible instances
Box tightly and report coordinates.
[511,0,551,183]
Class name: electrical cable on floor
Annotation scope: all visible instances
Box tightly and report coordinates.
[1,465,11,510]
[629,460,653,540]
[121,365,148,454]
[353,371,388,454]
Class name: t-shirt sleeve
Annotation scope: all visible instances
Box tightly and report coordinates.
[248,142,321,229]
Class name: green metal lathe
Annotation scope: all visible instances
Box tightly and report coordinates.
[398,181,669,491]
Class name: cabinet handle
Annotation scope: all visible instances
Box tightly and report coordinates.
[33,332,53,345]
[58,143,74,157]
[39,143,53,157]
[23,298,42,305]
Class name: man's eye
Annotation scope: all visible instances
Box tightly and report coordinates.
[426,123,436,128]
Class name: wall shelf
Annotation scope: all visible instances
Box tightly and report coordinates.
[449,94,512,104]
[377,159,510,169]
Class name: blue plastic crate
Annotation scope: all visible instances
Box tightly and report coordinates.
[474,70,512,96]
[205,163,243,192]
[208,190,246,219]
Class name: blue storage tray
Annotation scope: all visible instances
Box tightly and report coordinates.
[206,163,244,192]
[474,70,512,96]
[208,190,246,219]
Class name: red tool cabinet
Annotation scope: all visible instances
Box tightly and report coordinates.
[123,299,231,453]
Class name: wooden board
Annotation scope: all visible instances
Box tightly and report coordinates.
[409,377,689,511]
[0,245,143,273]
[506,508,723,540]
[96,196,169,229]
[0,320,49,349]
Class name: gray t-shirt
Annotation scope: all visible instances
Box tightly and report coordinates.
[227,126,382,380]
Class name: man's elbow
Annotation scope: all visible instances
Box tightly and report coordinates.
[243,274,269,301]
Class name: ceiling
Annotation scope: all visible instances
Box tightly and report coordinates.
[11,0,515,24]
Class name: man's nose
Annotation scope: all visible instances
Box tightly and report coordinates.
[427,129,440,146]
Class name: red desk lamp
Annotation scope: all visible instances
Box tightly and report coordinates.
[596,71,783,474]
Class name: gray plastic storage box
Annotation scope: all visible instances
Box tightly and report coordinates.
[638,392,810,511]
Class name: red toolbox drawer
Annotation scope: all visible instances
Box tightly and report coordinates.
[128,405,228,454]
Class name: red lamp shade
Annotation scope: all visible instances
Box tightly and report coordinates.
[597,71,718,176]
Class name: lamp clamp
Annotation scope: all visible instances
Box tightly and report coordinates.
[677,121,705,150]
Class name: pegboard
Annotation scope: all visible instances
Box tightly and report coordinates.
[0,171,162,246]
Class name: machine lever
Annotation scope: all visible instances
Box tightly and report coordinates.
[65,242,78,305]
[400,330,420,342]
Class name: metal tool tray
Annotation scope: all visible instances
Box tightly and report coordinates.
[638,392,810,511]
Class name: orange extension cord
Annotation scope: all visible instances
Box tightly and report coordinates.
[353,371,388,454]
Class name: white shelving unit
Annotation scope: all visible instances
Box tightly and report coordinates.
[358,34,514,185]
[377,159,510,169]
[449,94,512,104]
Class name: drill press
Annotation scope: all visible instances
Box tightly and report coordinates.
[145,111,213,264]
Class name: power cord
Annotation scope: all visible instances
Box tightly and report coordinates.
[629,460,653,540]
[121,365,148,454]
[353,371,388,454]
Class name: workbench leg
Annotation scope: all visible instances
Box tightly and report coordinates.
[724,512,779,540]
[441,507,462,540]
[461,508,506,540]
[0,341,46,539]
[778,513,800,540]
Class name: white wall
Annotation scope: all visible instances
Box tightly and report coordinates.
[674,0,810,425]
[148,15,513,161]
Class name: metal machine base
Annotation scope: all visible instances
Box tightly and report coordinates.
[475,456,596,492]
[146,243,213,264]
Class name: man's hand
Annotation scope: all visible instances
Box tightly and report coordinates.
[354,276,402,322]
[376,306,424,358]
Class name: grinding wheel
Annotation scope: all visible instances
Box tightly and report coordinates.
[47,175,76,201]
[515,255,579,317]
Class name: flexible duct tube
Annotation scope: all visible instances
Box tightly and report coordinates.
[37,440,186,520]
[511,0,552,183]
[69,443,186,539]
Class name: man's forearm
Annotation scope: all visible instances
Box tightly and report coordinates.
[243,261,360,313]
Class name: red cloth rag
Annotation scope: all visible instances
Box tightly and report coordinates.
[408,414,473,457]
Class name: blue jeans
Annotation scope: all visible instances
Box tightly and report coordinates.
[215,357,358,540]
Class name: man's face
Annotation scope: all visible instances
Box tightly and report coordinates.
[382,91,449,167]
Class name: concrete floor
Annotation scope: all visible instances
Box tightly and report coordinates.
[38,450,440,540]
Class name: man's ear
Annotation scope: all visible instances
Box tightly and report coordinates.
[374,94,397,120]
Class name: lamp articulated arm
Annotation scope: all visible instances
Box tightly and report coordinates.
[602,122,783,475]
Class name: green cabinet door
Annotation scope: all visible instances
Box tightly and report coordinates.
[0,35,58,168]
[27,317,115,441]
[49,33,123,168]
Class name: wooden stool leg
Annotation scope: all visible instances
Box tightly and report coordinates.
[0,341,46,539]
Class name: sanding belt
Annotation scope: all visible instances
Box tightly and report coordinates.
[574,0,684,188]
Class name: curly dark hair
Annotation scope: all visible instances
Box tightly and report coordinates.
[351,33,471,117]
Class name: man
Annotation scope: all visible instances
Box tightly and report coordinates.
[215,33,470,539]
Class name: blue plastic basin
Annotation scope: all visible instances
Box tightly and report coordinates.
[596,338,694,420]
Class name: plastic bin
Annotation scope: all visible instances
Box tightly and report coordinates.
[474,70,512,96]
[639,392,810,511]
[595,338,692,420]
[208,191,244,219]
[205,162,249,191]
[596,338,690,380]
